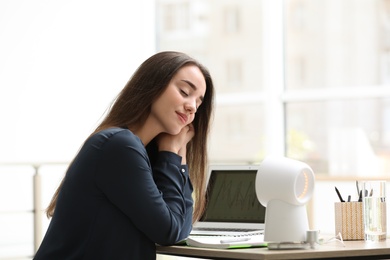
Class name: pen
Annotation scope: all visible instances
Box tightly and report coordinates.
[356,181,360,197]
[335,186,344,202]
[220,237,251,244]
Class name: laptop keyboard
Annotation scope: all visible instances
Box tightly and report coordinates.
[194,228,260,232]
[190,228,264,237]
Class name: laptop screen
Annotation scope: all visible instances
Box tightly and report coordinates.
[200,169,266,223]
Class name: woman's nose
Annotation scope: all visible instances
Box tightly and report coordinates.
[185,99,197,113]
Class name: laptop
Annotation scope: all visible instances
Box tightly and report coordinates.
[190,165,266,236]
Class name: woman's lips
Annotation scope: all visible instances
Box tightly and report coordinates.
[176,112,188,124]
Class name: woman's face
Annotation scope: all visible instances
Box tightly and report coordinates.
[150,64,207,135]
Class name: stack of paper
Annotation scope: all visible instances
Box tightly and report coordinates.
[186,234,267,249]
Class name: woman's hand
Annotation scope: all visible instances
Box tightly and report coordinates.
[156,124,195,164]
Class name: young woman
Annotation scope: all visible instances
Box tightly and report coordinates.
[33,51,214,259]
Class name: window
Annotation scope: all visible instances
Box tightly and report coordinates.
[156,0,390,178]
[160,2,190,32]
[226,59,243,89]
[284,0,390,176]
[224,6,240,34]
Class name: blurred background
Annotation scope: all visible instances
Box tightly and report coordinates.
[1,0,390,259]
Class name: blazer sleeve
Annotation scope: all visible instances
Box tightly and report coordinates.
[94,131,193,245]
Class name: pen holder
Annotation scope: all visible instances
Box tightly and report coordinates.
[334,202,364,240]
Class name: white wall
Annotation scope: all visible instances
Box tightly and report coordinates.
[0,0,156,163]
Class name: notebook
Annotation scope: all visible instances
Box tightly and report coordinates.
[186,233,267,249]
[190,165,266,236]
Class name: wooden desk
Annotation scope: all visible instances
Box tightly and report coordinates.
[157,240,390,259]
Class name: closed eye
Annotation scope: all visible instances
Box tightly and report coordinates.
[181,79,204,103]
[180,89,189,96]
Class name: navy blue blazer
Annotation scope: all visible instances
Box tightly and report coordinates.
[34,128,193,259]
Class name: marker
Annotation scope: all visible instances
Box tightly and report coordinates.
[220,237,251,244]
[335,186,344,202]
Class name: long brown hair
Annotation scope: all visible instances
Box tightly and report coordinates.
[46,51,214,223]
